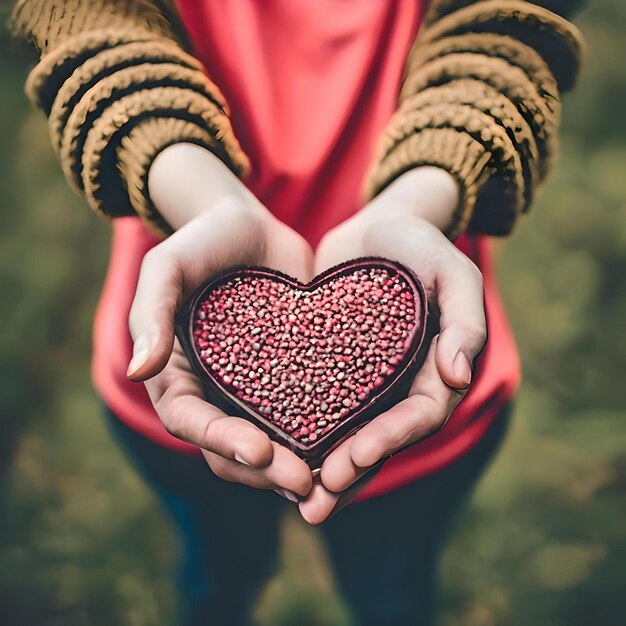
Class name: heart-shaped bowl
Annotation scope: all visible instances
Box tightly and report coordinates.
[175,257,435,468]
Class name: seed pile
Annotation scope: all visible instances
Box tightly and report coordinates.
[192,267,420,444]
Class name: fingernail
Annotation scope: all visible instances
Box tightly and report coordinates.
[127,333,153,378]
[274,488,299,503]
[127,350,150,378]
[234,453,252,467]
[453,350,472,387]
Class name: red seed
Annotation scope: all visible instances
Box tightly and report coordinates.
[191,266,419,442]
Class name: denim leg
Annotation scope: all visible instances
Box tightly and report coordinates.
[104,408,287,626]
[319,406,512,626]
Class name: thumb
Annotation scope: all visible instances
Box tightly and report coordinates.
[126,204,269,382]
[127,248,182,381]
[433,263,487,390]
[435,324,487,391]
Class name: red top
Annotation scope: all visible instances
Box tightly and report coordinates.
[92,0,520,500]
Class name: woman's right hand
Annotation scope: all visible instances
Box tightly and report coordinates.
[127,144,315,502]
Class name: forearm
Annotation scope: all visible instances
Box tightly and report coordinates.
[12,0,248,237]
[365,1,584,240]
[361,167,459,233]
[148,143,255,230]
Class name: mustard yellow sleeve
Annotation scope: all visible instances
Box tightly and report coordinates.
[365,0,585,239]
[11,0,249,237]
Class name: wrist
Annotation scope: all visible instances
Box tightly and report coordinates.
[148,143,251,230]
[364,167,459,233]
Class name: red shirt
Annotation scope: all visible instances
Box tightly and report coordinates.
[92,0,520,500]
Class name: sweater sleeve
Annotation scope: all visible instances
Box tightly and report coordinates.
[11,0,249,237]
[364,0,585,239]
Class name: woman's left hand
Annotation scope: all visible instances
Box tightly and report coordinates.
[299,168,488,524]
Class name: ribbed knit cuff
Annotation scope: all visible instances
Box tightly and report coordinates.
[365,128,493,240]
[116,118,220,238]
[387,102,523,210]
[57,62,229,194]
[400,52,560,177]
[81,86,248,221]
[400,79,540,210]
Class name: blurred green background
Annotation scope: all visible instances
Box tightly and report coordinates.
[1,1,625,625]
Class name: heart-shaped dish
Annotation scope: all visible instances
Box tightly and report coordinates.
[175,257,434,467]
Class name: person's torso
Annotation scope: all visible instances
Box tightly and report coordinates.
[93,0,520,499]
[177,0,423,245]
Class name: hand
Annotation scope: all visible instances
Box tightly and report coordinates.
[127,144,315,502]
[299,168,487,524]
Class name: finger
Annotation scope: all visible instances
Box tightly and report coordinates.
[155,385,274,468]
[349,338,459,468]
[127,247,182,381]
[327,461,386,515]
[321,435,389,494]
[434,256,487,389]
[301,467,384,524]
[298,482,340,526]
[320,436,369,493]
[203,441,313,497]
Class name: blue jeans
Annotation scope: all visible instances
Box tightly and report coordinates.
[105,404,511,626]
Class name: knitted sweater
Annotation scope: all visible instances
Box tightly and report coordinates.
[11,0,584,240]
